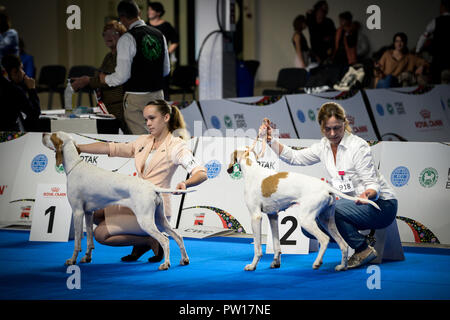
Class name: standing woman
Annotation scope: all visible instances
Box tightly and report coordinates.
[260,102,398,269]
[78,100,207,262]
[292,15,311,70]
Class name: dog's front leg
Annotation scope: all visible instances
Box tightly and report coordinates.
[80,212,94,264]
[268,214,281,269]
[65,209,84,265]
[245,211,263,271]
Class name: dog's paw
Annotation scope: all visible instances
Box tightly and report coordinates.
[270,261,281,269]
[335,264,348,271]
[180,257,190,266]
[312,261,323,269]
[65,258,77,266]
[158,262,171,270]
[244,264,256,271]
[80,256,92,264]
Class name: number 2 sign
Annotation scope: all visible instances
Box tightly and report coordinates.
[266,211,318,255]
[29,184,73,242]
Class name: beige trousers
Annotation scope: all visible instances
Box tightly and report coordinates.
[123,90,164,134]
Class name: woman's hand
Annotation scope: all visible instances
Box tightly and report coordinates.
[259,118,273,143]
[174,181,187,195]
[355,189,377,205]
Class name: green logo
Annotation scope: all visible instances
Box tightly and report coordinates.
[142,34,162,61]
[55,164,65,174]
[419,167,438,188]
[386,103,395,115]
[308,109,316,121]
[224,115,233,128]
[229,163,242,180]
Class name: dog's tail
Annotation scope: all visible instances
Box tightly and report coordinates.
[154,187,196,195]
[327,185,381,211]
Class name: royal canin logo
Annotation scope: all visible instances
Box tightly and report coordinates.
[415,109,443,129]
[347,115,368,133]
[43,187,66,197]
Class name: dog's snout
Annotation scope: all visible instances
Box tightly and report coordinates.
[227,165,234,174]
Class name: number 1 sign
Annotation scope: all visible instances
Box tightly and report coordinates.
[29,184,73,242]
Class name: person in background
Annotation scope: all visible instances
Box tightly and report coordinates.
[19,38,35,78]
[147,1,179,100]
[415,0,450,84]
[0,7,19,65]
[306,1,336,65]
[99,0,170,135]
[260,102,398,269]
[0,54,40,131]
[333,11,357,67]
[71,20,131,134]
[375,32,428,88]
[77,100,207,262]
[292,14,315,71]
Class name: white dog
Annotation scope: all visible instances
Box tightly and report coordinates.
[227,145,380,272]
[42,131,192,270]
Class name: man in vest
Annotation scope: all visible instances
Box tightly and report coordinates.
[100,0,170,134]
[416,0,450,84]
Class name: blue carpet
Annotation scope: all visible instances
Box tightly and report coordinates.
[0,230,449,300]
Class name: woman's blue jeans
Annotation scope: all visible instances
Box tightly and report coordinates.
[302,198,398,253]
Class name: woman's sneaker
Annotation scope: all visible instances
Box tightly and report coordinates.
[348,246,377,269]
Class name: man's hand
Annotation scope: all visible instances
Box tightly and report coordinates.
[71,76,90,91]
[99,72,106,84]
[23,75,35,89]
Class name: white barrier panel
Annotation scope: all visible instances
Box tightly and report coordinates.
[170,101,206,137]
[199,96,298,138]
[377,141,450,244]
[0,132,194,229]
[365,85,450,141]
[1,132,448,246]
[285,91,378,140]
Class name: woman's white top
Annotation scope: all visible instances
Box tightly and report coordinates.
[276,132,396,200]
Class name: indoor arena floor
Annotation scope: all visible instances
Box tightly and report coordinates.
[0,230,449,300]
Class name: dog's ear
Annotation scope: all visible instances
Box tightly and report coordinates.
[50,133,64,166]
[75,144,81,155]
[227,150,238,174]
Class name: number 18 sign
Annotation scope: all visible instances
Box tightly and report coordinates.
[29,184,73,242]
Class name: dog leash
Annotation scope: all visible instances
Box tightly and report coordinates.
[66,158,83,175]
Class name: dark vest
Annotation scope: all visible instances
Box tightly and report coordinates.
[125,24,165,92]
[432,15,450,67]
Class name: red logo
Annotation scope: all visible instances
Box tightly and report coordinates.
[51,187,60,193]
[20,206,31,219]
[347,115,355,125]
[43,186,66,197]
[415,109,444,129]
[194,214,205,226]
[420,109,431,119]
[0,185,6,195]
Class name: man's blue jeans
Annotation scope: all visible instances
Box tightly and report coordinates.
[302,198,398,253]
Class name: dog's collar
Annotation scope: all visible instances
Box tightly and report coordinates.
[66,158,83,175]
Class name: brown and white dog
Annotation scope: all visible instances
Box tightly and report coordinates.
[227,143,380,272]
[42,131,193,270]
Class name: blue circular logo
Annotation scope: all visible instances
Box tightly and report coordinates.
[376,104,384,116]
[390,166,410,187]
[211,116,221,129]
[205,160,221,179]
[297,110,306,123]
[31,154,48,173]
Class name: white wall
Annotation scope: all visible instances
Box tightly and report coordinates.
[255,0,441,81]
